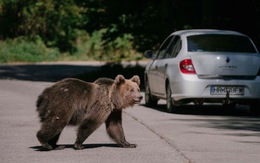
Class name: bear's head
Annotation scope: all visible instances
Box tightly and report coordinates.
[111,75,143,109]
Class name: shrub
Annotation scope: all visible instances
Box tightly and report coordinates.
[0,37,59,63]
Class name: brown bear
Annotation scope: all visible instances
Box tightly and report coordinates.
[36,75,143,150]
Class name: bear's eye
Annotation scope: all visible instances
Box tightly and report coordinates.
[130,88,134,92]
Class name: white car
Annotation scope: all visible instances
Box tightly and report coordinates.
[144,29,260,114]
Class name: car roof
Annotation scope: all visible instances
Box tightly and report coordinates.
[170,29,246,37]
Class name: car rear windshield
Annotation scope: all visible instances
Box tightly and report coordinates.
[187,34,257,53]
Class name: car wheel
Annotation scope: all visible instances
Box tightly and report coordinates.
[145,80,158,107]
[250,103,260,116]
[166,83,178,113]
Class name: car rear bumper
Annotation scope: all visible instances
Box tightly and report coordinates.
[170,75,260,103]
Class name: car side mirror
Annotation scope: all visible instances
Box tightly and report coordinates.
[144,50,154,59]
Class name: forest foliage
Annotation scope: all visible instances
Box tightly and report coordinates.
[1,0,260,62]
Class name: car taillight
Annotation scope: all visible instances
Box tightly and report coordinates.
[180,59,196,74]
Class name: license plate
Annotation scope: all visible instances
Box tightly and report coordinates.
[210,86,244,95]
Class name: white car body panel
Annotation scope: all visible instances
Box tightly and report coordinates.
[144,29,260,106]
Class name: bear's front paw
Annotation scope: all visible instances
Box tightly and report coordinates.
[74,143,84,150]
[121,142,137,148]
[126,144,137,148]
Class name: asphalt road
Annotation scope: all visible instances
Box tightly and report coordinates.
[0,61,104,82]
[1,62,260,163]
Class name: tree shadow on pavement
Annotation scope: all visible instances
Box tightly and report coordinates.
[0,64,100,82]
[0,63,145,87]
[77,63,145,89]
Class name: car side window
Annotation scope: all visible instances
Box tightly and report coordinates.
[166,36,181,58]
[171,37,181,58]
[156,36,173,59]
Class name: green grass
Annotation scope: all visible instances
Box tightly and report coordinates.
[0,37,60,63]
[0,30,144,63]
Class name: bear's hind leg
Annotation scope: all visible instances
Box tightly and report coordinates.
[74,119,101,150]
[37,123,66,150]
[48,133,65,150]
[37,130,54,150]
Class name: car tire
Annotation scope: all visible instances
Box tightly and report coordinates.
[145,80,158,107]
[250,103,260,116]
[166,83,178,113]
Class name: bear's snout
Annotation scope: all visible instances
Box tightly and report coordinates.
[133,95,143,103]
[138,95,143,101]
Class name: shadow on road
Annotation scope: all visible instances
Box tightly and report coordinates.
[148,103,252,116]
[30,143,119,152]
[145,103,260,139]
[0,64,100,82]
[0,63,146,86]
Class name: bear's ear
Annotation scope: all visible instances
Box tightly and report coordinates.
[130,75,140,86]
[115,75,125,85]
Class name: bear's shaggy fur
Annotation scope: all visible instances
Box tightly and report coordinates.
[36,75,142,150]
